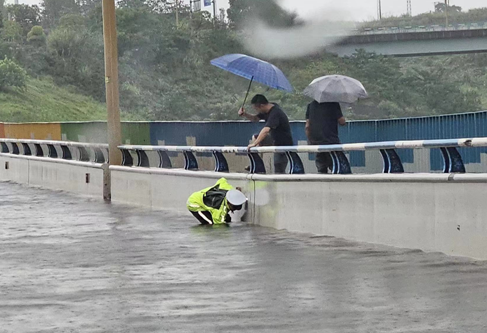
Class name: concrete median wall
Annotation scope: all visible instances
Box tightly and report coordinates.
[110,166,252,216]
[111,166,487,260]
[0,154,105,197]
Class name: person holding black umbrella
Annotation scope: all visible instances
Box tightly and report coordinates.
[305,101,346,173]
[303,75,368,174]
[239,94,294,174]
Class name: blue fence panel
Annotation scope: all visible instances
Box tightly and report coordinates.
[145,111,487,172]
[376,119,413,163]
[344,121,376,167]
[476,112,487,162]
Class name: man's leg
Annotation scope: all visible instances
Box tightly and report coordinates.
[274,153,288,174]
[316,152,333,174]
[190,211,214,225]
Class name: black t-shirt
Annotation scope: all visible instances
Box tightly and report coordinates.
[306,101,343,145]
[257,104,294,146]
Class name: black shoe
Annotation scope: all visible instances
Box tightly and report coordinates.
[244,166,250,172]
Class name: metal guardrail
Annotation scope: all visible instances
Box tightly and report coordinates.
[357,22,487,35]
[0,139,109,163]
[2,138,486,174]
[119,137,487,175]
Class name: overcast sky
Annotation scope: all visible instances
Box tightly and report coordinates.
[8,0,487,22]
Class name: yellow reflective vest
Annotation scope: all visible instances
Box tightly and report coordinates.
[187,178,234,225]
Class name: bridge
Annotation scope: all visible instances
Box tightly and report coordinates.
[329,24,487,56]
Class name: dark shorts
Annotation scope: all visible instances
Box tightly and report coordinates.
[190,211,231,225]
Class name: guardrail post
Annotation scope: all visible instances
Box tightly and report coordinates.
[1,142,8,153]
[248,153,266,174]
[34,144,43,157]
[136,150,150,167]
[213,151,229,172]
[441,147,466,173]
[331,151,352,174]
[22,143,32,156]
[47,144,58,158]
[380,149,404,173]
[93,148,106,163]
[61,145,72,160]
[286,152,305,174]
[120,149,133,166]
[11,142,20,155]
[184,151,198,170]
[157,150,172,168]
[78,147,90,162]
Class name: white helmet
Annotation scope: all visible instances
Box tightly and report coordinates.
[226,190,247,206]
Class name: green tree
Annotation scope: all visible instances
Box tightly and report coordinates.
[6,4,41,36]
[47,16,105,100]
[41,0,80,28]
[27,25,46,46]
[227,0,300,28]
[0,0,4,29]
[1,20,23,42]
[0,57,27,90]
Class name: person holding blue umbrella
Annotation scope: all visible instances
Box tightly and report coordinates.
[239,94,293,174]
[211,54,295,174]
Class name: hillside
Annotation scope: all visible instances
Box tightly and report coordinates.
[0,1,486,122]
[0,77,136,123]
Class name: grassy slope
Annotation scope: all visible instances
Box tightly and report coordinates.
[0,77,136,123]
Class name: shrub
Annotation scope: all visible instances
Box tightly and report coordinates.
[0,57,28,90]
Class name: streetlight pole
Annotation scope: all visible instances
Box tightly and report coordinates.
[102,0,122,199]
[445,0,449,27]
[175,0,179,28]
[377,0,382,20]
[212,0,217,25]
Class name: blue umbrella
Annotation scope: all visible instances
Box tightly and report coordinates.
[211,54,294,107]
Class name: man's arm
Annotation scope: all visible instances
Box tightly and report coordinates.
[238,108,260,122]
[338,117,347,126]
[248,127,271,149]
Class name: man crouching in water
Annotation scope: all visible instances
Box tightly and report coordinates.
[187,178,247,225]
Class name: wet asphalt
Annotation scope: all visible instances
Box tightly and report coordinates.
[1,181,487,333]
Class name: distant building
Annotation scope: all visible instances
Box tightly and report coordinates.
[182,0,229,17]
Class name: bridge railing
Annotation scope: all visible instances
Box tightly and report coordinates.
[0,139,109,163]
[359,22,487,35]
[118,137,487,175]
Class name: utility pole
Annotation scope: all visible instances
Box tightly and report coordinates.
[407,0,412,16]
[102,0,122,169]
[377,0,382,20]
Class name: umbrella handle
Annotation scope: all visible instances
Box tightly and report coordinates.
[241,76,254,110]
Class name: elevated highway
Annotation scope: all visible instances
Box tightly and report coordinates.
[329,27,487,56]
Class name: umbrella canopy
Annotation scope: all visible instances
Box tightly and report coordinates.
[211,54,294,93]
[303,75,368,104]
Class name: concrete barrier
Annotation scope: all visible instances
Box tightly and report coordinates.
[252,173,487,260]
[110,166,487,260]
[110,166,252,215]
[0,153,105,197]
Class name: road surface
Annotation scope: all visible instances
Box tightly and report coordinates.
[1,181,487,332]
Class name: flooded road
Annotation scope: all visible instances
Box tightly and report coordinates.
[1,181,487,333]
